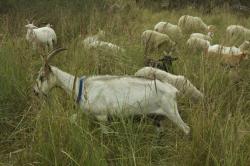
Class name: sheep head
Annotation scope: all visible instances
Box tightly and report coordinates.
[207,25,216,33]
[33,48,67,96]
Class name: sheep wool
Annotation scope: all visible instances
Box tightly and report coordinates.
[154,21,183,42]
[178,15,214,34]
[135,67,204,101]
[190,32,212,42]
[226,25,250,46]
[141,30,176,54]
[187,37,210,51]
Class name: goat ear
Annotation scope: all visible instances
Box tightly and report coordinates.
[47,48,67,62]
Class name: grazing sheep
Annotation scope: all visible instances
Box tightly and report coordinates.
[33,48,191,135]
[226,25,250,45]
[145,54,178,73]
[25,21,57,51]
[141,30,176,54]
[190,32,213,42]
[187,37,210,51]
[221,53,248,67]
[154,21,183,42]
[83,30,124,53]
[82,30,106,47]
[135,67,204,102]
[239,40,250,53]
[206,44,240,57]
[86,40,125,53]
[178,15,215,34]
[205,44,248,67]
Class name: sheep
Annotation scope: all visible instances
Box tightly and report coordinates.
[82,30,106,47]
[178,15,215,34]
[145,54,178,73]
[221,53,248,67]
[187,37,210,51]
[141,30,176,54]
[205,44,248,67]
[83,30,124,53]
[239,40,250,53]
[86,40,125,53]
[226,25,250,45]
[154,21,183,42]
[25,20,57,51]
[190,32,213,42]
[135,67,204,102]
[33,48,191,135]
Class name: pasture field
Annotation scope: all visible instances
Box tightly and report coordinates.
[0,1,250,165]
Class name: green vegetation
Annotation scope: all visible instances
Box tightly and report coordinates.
[0,1,249,165]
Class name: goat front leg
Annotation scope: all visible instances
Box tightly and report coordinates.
[96,115,110,134]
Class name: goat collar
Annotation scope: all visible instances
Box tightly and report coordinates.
[76,76,86,103]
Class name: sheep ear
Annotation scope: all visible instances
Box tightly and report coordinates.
[47,48,67,62]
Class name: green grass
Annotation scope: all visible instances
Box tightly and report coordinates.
[0,1,250,165]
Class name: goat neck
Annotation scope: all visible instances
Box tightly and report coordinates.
[51,66,80,99]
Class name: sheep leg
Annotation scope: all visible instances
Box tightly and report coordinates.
[161,97,190,135]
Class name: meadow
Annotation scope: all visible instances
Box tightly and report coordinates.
[0,1,250,165]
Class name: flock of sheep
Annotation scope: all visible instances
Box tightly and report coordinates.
[142,15,249,69]
[25,14,249,135]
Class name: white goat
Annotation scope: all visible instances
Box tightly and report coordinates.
[178,15,215,34]
[135,67,204,101]
[226,25,250,45]
[187,37,210,51]
[33,48,191,135]
[154,21,183,42]
[141,30,176,54]
[25,21,57,51]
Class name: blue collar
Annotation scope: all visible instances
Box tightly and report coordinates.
[76,77,85,103]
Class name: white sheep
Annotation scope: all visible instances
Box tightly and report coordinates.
[33,48,191,135]
[178,15,215,34]
[226,25,250,45]
[187,37,210,51]
[239,40,250,53]
[135,67,204,101]
[154,21,183,42]
[83,30,124,53]
[25,21,57,51]
[86,40,125,53]
[82,30,105,47]
[190,32,213,42]
[205,44,248,67]
[141,30,176,54]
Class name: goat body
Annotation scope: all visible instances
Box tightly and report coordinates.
[26,24,57,50]
[34,65,190,135]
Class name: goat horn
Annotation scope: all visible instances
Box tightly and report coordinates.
[47,48,67,62]
[25,19,30,24]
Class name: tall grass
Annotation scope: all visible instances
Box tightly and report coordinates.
[0,1,250,165]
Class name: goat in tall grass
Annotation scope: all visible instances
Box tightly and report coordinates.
[33,48,190,135]
[25,20,57,51]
